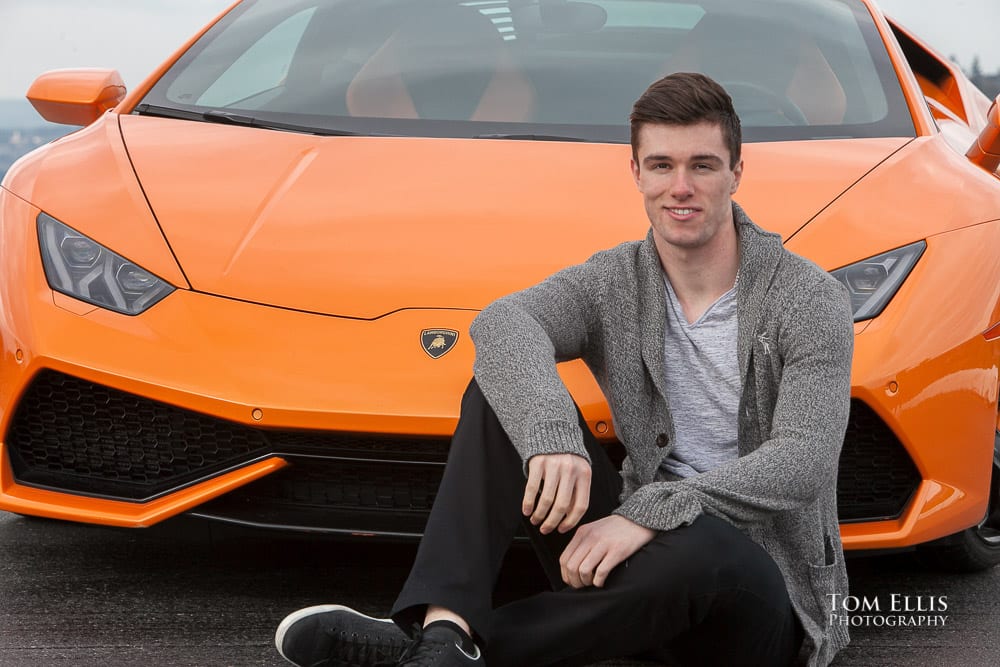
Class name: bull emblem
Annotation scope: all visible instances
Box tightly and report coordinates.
[421,329,459,359]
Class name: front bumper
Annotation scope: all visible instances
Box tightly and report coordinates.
[0,367,931,537]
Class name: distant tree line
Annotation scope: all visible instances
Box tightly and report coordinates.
[964,56,1000,99]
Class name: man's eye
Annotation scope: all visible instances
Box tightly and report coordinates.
[654,163,670,170]
[695,163,713,171]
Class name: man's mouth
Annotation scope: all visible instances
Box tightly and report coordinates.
[668,208,697,215]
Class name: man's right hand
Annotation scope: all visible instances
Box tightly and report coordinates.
[523,453,591,535]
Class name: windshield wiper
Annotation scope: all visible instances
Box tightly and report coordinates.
[201,109,368,137]
[474,133,586,142]
[133,104,365,137]
[133,103,202,121]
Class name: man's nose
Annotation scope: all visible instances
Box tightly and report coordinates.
[670,169,694,198]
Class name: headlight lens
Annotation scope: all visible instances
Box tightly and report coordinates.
[830,241,925,322]
[37,213,175,315]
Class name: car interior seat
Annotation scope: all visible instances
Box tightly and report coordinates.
[663,12,847,125]
[346,4,535,121]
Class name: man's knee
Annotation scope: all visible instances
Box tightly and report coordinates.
[624,515,787,604]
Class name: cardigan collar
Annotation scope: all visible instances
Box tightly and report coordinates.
[637,201,785,400]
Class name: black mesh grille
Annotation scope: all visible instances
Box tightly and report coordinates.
[6,371,272,499]
[6,371,921,525]
[267,431,449,463]
[5,370,448,502]
[837,400,921,522]
[214,457,443,513]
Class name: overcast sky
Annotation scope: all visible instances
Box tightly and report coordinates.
[0,0,997,100]
[878,0,1000,73]
[0,0,234,99]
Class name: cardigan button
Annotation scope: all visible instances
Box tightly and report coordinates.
[655,433,669,448]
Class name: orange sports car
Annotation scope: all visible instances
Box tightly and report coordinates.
[2,0,1000,572]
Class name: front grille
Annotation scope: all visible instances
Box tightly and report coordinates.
[190,455,446,536]
[211,457,443,513]
[4,370,448,502]
[267,431,449,462]
[6,371,922,527]
[837,400,921,522]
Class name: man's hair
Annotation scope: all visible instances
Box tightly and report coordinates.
[629,72,742,169]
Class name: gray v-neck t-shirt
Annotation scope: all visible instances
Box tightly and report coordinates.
[659,276,740,479]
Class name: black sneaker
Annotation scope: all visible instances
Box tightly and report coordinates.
[275,604,411,666]
[397,622,483,666]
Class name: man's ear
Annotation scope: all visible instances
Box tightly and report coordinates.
[730,159,744,194]
[630,158,641,190]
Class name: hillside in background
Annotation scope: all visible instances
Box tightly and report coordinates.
[0,99,62,130]
[1,126,68,179]
[0,99,71,180]
[968,59,1000,98]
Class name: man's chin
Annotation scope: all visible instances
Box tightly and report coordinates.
[653,229,708,252]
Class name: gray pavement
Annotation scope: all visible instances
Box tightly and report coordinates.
[1,510,998,666]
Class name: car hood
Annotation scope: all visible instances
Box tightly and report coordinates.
[121,115,908,319]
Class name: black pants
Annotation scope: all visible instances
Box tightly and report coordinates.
[391,380,802,666]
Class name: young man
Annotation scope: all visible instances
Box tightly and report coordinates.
[275,72,853,667]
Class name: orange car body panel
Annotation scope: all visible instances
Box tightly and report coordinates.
[3,116,189,288]
[836,223,1000,547]
[2,0,1000,549]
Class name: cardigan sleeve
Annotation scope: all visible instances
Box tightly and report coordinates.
[470,258,607,467]
[614,275,854,532]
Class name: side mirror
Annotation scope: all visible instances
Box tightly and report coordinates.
[967,95,1000,173]
[26,68,126,127]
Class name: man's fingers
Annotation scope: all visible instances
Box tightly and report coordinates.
[530,475,557,526]
[567,542,607,589]
[558,472,591,533]
[558,516,653,589]
[522,462,543,517]
[577,552,601,587]
[592,556,619,588]
[559,528,582,587]
[592,565,611,588]
[525,454,591,529]
[529,457,564,526]
[559,524,596,589]
[564,551,585,589]
[539,475,575,534]
[559,554,572,588]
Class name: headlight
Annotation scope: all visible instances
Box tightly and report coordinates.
[830,241,925,322]
[37,213,174,315]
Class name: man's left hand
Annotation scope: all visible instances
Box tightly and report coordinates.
[559,514,656,589]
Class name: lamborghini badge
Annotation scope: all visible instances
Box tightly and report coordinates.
[421,329,459,359]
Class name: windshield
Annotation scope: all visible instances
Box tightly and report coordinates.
[138,0,914,142]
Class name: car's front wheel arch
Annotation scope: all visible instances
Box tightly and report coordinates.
[917,430,1000,572]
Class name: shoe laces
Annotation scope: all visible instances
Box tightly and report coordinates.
[335,626,406,666]
[397,624,472,665]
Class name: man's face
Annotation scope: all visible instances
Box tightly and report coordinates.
[630,121,743,255]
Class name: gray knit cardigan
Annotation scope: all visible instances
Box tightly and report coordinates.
[470,203,853,666]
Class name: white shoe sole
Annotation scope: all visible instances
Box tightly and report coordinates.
[274,604,396,665]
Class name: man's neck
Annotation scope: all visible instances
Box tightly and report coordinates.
[656,224,740,324]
